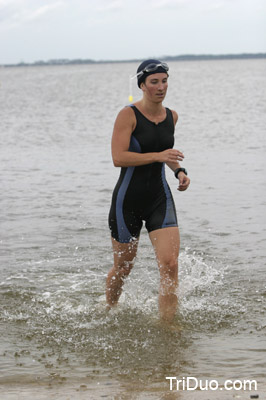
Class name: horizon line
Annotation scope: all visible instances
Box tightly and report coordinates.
[2,52,266,67]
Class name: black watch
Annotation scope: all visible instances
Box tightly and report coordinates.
[174,168,187,179]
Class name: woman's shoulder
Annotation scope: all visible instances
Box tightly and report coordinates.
[117,104,136,117]
[114,105,137,130]
[169,109,178,125]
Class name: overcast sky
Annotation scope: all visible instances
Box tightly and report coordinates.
[0,0,265,64]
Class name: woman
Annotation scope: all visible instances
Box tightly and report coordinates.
[106,59,190,323]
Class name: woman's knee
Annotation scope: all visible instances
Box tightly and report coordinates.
[159,257,178,278]
[116,259,134,278]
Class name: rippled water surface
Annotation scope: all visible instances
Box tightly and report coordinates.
[0,60,266,399]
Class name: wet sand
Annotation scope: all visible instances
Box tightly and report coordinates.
[0,377,264,400]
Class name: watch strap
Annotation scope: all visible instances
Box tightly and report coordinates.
[174,168,187,179]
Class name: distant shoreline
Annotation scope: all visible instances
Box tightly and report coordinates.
[1,53,266,67]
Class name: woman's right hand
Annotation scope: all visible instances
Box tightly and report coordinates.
[157,149,184,163]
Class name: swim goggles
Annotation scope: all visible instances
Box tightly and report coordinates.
[131,62,169,79]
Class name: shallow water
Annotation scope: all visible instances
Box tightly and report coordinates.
[0,60,265,398]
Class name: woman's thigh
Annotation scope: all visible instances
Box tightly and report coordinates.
[149,227,180,266]
[111,237,139,270]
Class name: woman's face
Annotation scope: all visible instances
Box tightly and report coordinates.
[141,73,168,102]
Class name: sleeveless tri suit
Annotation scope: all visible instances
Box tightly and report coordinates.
[108,105,178,243]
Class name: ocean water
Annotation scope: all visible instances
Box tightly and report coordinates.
[0,60,265,399]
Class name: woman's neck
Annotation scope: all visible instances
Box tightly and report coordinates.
[138,98,165,117]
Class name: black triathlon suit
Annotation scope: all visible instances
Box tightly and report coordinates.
[109,105,178,243]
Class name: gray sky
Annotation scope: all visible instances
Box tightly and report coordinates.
[0,0,265,64]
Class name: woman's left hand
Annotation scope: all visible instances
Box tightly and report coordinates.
[178,173,190,191]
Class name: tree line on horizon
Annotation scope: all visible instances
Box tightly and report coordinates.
[2,53,266,67]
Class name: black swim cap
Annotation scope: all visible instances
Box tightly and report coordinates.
[136,59,169,88]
